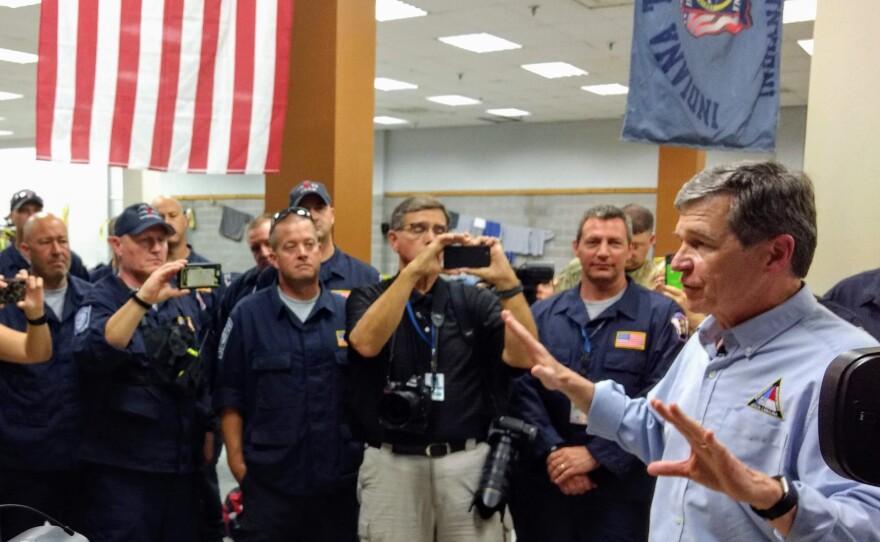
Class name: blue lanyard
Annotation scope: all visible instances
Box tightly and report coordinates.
[405,301,434,348]
[580,320,606,353]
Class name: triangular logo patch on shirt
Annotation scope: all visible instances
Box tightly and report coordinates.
[747,378,783,419]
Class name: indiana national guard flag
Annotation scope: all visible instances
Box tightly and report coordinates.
[36,0,294,174]
[621,0,783,151]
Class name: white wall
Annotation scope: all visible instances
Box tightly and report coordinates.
[0,148,109,268]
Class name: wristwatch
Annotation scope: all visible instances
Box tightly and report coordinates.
[750,475,798,520]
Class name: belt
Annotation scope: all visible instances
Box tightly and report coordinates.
[369,438,478,458]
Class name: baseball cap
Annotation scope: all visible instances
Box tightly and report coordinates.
[289,180,332,207]
[10,189,44,213]
[114,203,175,237]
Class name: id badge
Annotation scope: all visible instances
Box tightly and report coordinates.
[569,401,588,425]
[425,372,445,402]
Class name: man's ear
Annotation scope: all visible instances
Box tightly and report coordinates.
[388,230,400,253]
[765,234,796,273]
[19,242,31,261]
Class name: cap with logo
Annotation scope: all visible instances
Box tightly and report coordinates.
[289,180,332,207]
[114,203,175,237]
[10,189,44,213]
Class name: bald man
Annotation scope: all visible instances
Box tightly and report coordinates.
[0,213,93,536]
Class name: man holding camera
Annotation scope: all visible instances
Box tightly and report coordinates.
[346,196,537,541]
[214,207,360,541]
[73,203,211,541]
[503,163,880,541]
[0,213,92,538]
[509,205,686,541]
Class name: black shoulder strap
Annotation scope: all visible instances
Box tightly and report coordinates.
[446,280,474,345]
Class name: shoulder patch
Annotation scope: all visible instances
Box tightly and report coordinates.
[331,289,351,299]
[218,318,234,360]
[336,329,348,347]
[747,378,784,419]
[74,305,91,335]
[671,311,689,342]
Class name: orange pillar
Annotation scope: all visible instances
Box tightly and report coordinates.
[654,146,705,256]
[265,0,376,263]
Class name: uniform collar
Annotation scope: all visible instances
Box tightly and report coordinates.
[554,276,640,327]
[698,283,814,360]
[271,283,336,320]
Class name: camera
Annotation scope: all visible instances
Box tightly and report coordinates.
[472,416,537,519]
[514,263,554,305]
[377,376,432,435]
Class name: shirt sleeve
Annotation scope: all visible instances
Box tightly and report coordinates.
[72,294,144,374]
[212,310,247,413]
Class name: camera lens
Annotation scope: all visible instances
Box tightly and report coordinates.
[377,391,418,428]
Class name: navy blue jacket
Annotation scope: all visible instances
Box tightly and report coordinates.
[213,286,359,496]
[0,244,90,283]
[0,275,92,471]
[73,274,209,474]
[823,268,880,341]
[511,280,685,490]
[254,246,380,296]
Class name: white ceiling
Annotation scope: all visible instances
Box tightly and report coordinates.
[0,0,815,146]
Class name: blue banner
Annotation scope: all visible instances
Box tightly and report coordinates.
[621,0,783,151]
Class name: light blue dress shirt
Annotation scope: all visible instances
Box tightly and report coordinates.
[588,285,880,541]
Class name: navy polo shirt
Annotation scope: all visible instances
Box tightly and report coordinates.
[0,275,92,471]
[214,286,358,496]
[73,274,209,474]
[823,267,880,341]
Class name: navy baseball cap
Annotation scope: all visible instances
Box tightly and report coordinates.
[289,180,332,207]
[10,189,44,213]
[114,203,175,237]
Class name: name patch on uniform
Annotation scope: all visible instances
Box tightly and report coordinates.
[336,330,348,347]
[615,331,646,350]
[74,306,91,335]
[218,319,233,360]
[748,378,784,419]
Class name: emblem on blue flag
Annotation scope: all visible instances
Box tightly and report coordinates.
[747,378,783,419]
[681,0,752,37]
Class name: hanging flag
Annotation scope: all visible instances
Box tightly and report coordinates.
[621,0,783,151]
[36,0,294,174]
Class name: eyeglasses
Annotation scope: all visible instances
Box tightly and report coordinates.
[399,222,448,237]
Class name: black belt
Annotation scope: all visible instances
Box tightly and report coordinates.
[368,439,478,458]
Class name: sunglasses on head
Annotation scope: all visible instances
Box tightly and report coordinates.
[271,206,313,231]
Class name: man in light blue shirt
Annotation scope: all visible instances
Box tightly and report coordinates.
[502,162,880,541]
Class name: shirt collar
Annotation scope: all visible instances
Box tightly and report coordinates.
[697,283,815,359]
[556,276,639,326]
[271,284,336,320]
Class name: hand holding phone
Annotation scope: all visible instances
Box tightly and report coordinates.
[443,245,491,269]
[0,279,26,305]
[665,254,683,289]
[178,263,222,289]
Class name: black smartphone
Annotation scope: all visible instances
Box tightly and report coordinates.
[178,263,222,289]
[0,279,26,305]
[443,245,491,269]
[665,254,683,289]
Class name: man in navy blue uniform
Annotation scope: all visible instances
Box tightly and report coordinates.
[214,207,359,541]
[0,213,92,539]
[509,205,686,542]
[0,189,90,282]
[254,180,380,296]
[823,268,880,341]
[73,203,211,541]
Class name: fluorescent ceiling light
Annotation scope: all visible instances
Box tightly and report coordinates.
[487,108,530,118]
[375,77,418,91]
[582,84,629,96]
[0,47,37,64]
[798,39,814,56]
[374,116,408,125]
[0,130,13,136]
[438,33,521,54]
[521,62,588,79]
[783,0,816,24]
[0,1,41,7]
[376,0,426,22]
[0,91,23,101]
[427,95,481,106]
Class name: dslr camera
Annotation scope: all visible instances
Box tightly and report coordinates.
[377,376,432,435]
[472,416,537,519]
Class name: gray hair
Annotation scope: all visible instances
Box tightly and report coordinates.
[674,161,817,278]
[622,204,654,236]
[576,205,633,243]
[389,196,449,231]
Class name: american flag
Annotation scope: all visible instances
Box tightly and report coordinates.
[615,331,646,350]
[36,0,293,174]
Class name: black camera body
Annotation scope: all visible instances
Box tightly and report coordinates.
[377,376,433,435]
[514,263,554,305]
[472,416,538,519]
